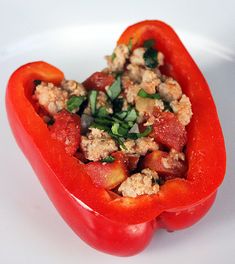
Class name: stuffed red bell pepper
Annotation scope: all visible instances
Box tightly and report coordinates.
[5,20,226,256]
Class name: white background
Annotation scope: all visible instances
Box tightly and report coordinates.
[0,0,235,263]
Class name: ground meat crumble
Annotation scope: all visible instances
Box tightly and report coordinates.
[34,80,86,115]
[123,137,159,156]
[80,128,118,161]
[118,168,159,197]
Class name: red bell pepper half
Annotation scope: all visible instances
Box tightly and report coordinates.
[5,20,226,256]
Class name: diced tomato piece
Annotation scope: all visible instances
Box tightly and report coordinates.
[85,159,128,190]
[138,122,155,138]
[126,155,140,171]
[112,151,140,171]
[50,110,81,155]
[111,151,128,164]
[83,72,115,92]
[153,110,187,151]
[142,150,187,179]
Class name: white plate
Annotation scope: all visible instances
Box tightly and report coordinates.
[1,1,235,263]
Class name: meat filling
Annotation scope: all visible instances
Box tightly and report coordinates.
[33,39,193,198]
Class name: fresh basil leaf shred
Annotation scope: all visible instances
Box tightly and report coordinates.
[109,133,127,150]
[90,121,128,148]
[126,133,138,140]
[138,88,161,99]
[139,126,152,137]
[115,111,127,120]
[107,76,121,100]
[111,117,130,129]
[119,140,127,150]
[124,108,137,122]
[89,90,98,115]
[76,98,88,116]
[101,156,115,163]
[93,117,113,126]
[96,106,109,117]
[119,126,129,136]
[143,39,155,49]
[93,116,131,130]
[127,121,134,128]
[111,123,129,137]
[111,123,120,136]
[121,123,130,130]
[67,95,86,112]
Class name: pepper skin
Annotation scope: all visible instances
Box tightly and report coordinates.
[5,20,226,256]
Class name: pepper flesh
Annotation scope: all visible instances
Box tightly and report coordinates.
[5,20,226,256]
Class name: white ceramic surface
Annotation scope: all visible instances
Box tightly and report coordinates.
[0,0,235,263]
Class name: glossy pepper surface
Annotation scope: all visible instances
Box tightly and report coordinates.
[5,20,226,256]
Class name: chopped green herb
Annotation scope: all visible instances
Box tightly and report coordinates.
[126,133,138,140]
[101,156,115,163]
[107,76,121,100]
[111,52,116,62]
[124,108,137,122]
[143,47,158,68]
[88,90,146,148]
[119,141,127,150]
[109,133,127,149]
[143,39,155,49]
[96,106,109,117]
[93,117,113,126]
[111,117,130,129]
[67,95,86,112]
[127,126,152,139]
[93,116,130,129]
[127,38,133,51]
[114,107,137,123]
[115,111,127,120]
[119,125,129,136]
[139,125,152,137]
[89,90,98,115]
[127,121,134,128]
[111,123,129,137]
[138,88,161,99]
[76,98,88,115]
